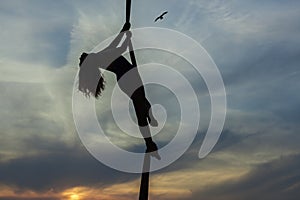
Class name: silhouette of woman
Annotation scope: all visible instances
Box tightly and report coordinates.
[78,23,159,152]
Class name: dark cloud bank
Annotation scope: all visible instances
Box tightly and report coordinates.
[184,154,300,200]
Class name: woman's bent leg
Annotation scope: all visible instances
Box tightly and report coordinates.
[144,99,158,127]
[132,98,158,152]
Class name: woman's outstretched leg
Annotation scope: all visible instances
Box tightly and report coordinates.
[110,56,158,127]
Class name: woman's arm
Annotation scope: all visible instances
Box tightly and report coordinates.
[105,32,124,50]
[95,31,132,68]
[118,31,132,53]
[104,31,131,59]
[105,23,131,50]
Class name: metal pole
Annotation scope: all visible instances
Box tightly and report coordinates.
[125,0,137,67]
[126,0,131,23]
[125,2,150,199]
[139,152,150,200]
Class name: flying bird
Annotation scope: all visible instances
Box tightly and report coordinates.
[154,11,168,22]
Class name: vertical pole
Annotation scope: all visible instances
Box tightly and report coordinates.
[139,152,150,200]
[128,42,137,67]
[125,0,137,67]
[126,0,131,23]
[125,2,149,200]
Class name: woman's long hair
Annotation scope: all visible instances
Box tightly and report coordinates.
[78,53,105,98]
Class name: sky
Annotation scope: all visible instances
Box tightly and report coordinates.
[0,0,300,199]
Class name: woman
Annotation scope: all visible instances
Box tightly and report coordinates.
[78,23,159,153]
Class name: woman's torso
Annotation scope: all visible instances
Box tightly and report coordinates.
[107,56,144,99]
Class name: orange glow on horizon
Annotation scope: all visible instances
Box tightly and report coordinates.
[70,194,79,200]
[0,166,249,200]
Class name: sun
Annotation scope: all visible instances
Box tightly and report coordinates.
[70,194,80,200]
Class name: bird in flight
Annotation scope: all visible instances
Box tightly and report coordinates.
[154,11,168,22]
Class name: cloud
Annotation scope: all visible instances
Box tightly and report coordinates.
[0,0,74,67]
[185,154,300,200]
[0,142,137,193]
[0,64,80,161]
